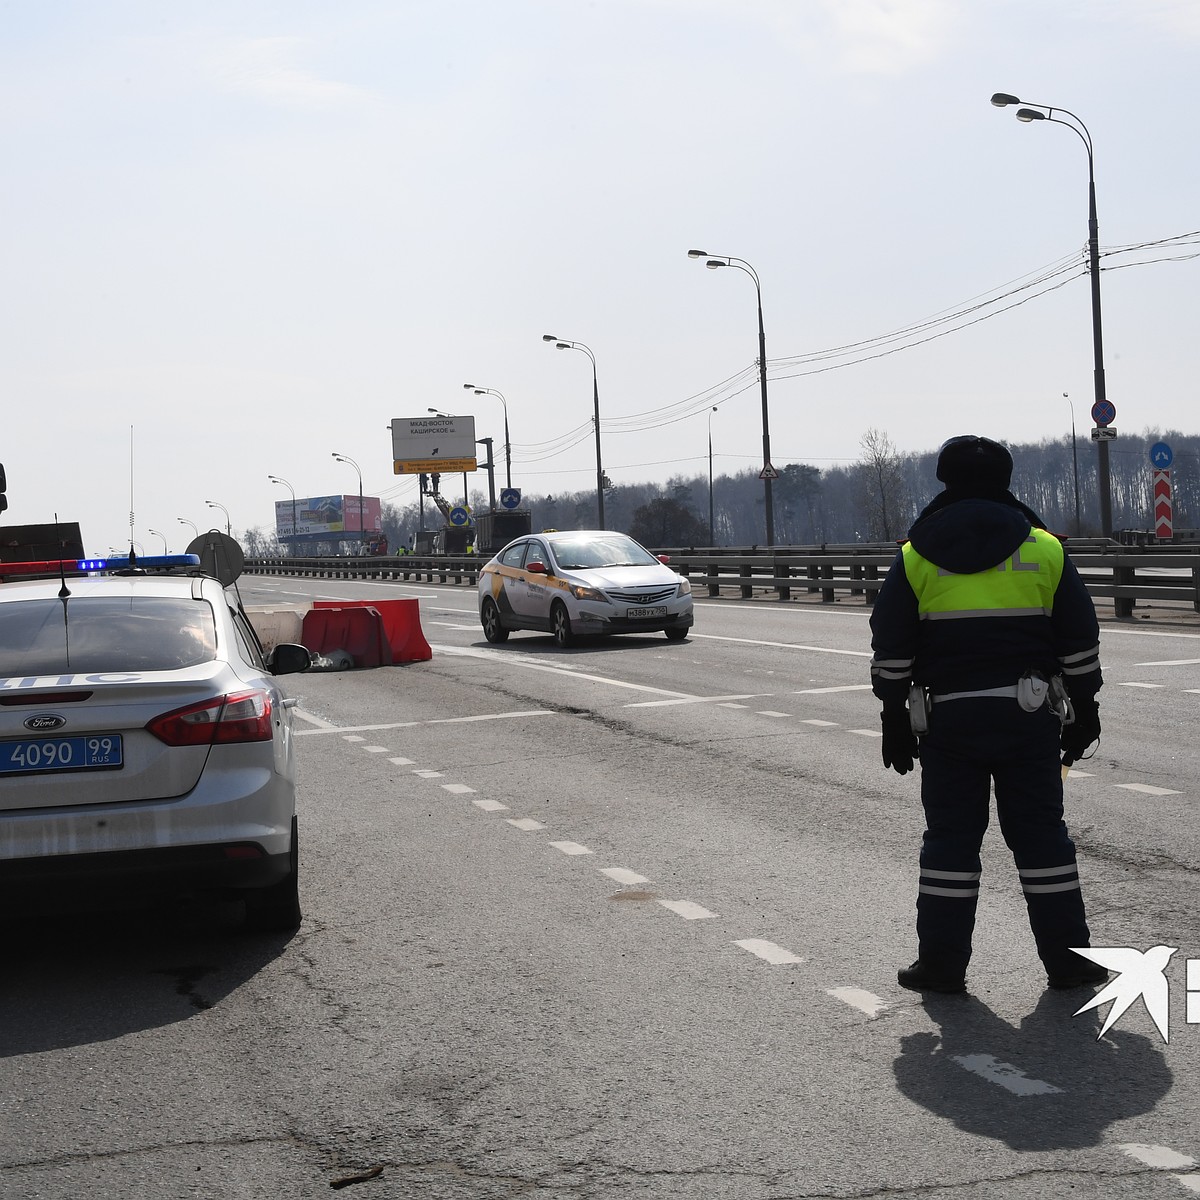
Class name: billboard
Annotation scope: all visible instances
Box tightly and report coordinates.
[392,414,477,474]
[274,495,383,539]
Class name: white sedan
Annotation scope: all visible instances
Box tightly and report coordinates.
[478,530,694,647]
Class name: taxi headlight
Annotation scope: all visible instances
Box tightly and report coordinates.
[569,583,610,603]
[677,578,692,596]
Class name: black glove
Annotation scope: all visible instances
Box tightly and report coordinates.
[881,706,919,775]
[1061,698,1100,765]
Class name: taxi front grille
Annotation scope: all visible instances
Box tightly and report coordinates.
[606,587,677,605]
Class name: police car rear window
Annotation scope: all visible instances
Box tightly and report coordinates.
[0,597,219,675]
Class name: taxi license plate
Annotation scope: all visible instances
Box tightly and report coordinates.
[627,606,668,619]
[0,735,123,776]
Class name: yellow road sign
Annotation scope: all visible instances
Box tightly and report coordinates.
[394,458,477,474]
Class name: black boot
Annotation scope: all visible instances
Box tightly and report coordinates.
[898,959,966,994]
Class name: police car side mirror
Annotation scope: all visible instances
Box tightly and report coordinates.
[268,643,312,675]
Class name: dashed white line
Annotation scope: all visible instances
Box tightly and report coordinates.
[293,709,338,730]
[1116,783,1182,796]
[442,783,475,795]
[735,938,804,965]
[719,702,750,709]
[658,900,717,920]
[549,841,593,856]
[1119,1144,1196,1170]
[414,769,444,779]
[600,867,650,885]
[1120,682,1166,689]
[1065,769,1094,778]
[344,735,365,743]
[1135,659,1200,667]
[388,756,415,766]
[827,987,886,1017]
[507,817,546,831]
[473,799,509,812]
[848,729,882,738]
[756,710,790,718]
[627,694,765,708]
[793,684,873,694]
[801,719,839,727]
[951,1054,1062,1096]
[363,745,390,753]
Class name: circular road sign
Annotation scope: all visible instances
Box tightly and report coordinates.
[500,488,522,510]
[1150,441,1174,469]
[448,505,470,526]
[1091,399,1116,426]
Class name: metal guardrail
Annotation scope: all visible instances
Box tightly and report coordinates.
[245,539,1200,616]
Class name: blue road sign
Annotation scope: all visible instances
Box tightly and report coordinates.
[1091,399,1116,426]
[500,488,522,510]
[448,505,471,526]
[1150,441,1174,469]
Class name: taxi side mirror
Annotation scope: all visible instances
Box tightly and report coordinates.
[526,560,548,575]
[657,554,671,564]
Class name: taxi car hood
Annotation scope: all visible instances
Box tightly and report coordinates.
[562,564,677,589]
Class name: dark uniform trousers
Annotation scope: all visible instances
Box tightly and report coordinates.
[916,697,1091,976]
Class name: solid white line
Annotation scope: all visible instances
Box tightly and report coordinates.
[1119,681,1165,689]
[1117,1144,1195,1170]
[658,900,717,920]
[293,708,338,730]
[473,799,508,812]
[507,817,546,831]
[719,702,750,709]
[1134,658,1200,667]
[1116,783,1182,796]
[441,783,475,795]
[600,867,650,885]
[827,987,886,1017]
[549,841,593,856]
[793,684,873,694]
[626,694,766,708]
[952,1054,1062,1096]
[689,633,871,657]
[294,712,554,736]
[1064,769,1093,778]
[734,938,804,965]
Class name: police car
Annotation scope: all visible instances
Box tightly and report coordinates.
[0,542,311,930]
[478,530,694,646]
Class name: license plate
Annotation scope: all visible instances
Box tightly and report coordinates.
[627,606,668,619]
[0,735,124,776]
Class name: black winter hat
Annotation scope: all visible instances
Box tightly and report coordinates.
[935,435,1013,490]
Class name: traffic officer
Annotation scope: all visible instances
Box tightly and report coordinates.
[870,435,1107,993]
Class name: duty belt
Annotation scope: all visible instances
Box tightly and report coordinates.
[930,685,1020,704]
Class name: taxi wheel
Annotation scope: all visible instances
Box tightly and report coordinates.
[551,601,575,648]
[664,627,688,641]
[481,597,509,643]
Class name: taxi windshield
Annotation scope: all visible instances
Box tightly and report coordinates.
[550,536,659,571]
[0,596,219,675]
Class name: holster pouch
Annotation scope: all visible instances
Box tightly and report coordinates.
[908,682,930,735]
[1048,674,1075,726]
[1017,671,1051,713]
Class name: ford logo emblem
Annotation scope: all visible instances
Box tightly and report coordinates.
[24,714,67,732]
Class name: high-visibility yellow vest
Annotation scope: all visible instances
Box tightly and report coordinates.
[901,528,1063,620]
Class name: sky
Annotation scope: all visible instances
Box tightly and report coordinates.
[3,0,1197,552]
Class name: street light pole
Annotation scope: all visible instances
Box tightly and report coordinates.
[463,384,512,490]
[1066,393,1082,536]
[176,517,198,539]
[204,500,231,536]
[542,334,605,529]
[331,453,364,550]
[708,405,718,546]
[148,528,167,553]
[688,250,775,546]
[991,92,1113,536]
[268,474,299,557]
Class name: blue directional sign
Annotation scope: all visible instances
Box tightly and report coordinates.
[499,488,522,510]
[1091,399,1116,426]
[448,505,471,526]
[1150,441,1174,469]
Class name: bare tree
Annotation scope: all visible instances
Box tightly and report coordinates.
[858,428,909,542]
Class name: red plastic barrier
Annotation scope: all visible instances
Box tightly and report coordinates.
[301,607,392,668]
[311,597,432,664]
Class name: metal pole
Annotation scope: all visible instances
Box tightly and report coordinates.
[591,361,604,530]
[1086,172,1113,536]
[708,407,716,545]
[1067,395,1082,535]
[755,285,775,547]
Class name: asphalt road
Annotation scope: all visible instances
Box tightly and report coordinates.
[3,578,1199,1198]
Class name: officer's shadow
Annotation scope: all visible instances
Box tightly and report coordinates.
[894,988,1171,1151]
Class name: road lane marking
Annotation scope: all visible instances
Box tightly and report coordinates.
[363,745,390,753]
[344,735,365,742]
[735,939,804,965]
[801,719,839,727]
[1065,769,1094,778]
[1119,682,1165,689]
[951,1054,1062,1096]
[293,708,338,730]
[756,710,791,717]
[1118,1145,1195,1170]
[550,841,593,856]
[827,987,886,1017]
[658,900,717,920]
[442,783,475,794]
[414,769,444,779]
[848,729,882,738]
[473,799,509,812]
[389,756,415,766]
[626,694,766,708]
[1116,783,1182,796]
[507,817,546,831]
[600,867,650,885]
[793,684,873,694]
[719,702,750,709]
[1135,659,1200,667]
[294,711,555,735]
[688,633,871,657]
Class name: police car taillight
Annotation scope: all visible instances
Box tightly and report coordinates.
[147,690,274,746]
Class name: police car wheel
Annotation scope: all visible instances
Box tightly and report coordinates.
[551,601,575,648]
[481,597,509,643]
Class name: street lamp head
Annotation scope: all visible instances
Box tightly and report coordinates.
[1015,107,1045,123]
[541,333,558,343]
[990,92,1021,107]
[473,388,486,395]
[687,249,708,258]
[554,342,570,350]
[462,382,475,390]
[705,260,724,270]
